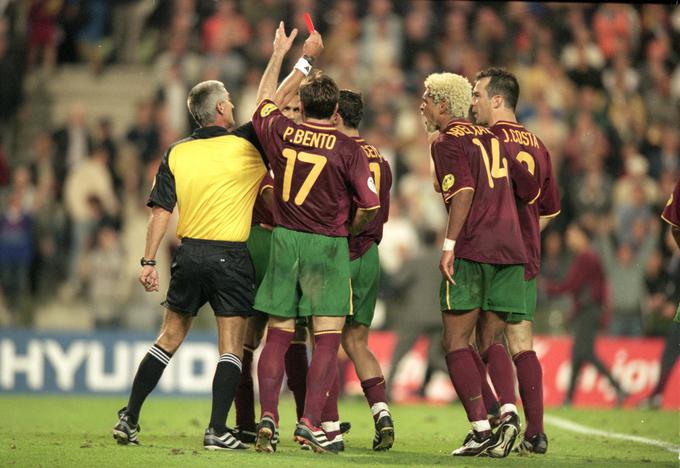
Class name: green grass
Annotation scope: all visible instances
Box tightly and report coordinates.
[1,396,678,467]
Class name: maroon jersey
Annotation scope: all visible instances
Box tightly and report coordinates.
[548,249,607,311]
[252,171,274,226]
[431,119,539,265]
[662,177,680,227]
[252,99,380,237]
[491,121,561,279]
[349,137,392,260]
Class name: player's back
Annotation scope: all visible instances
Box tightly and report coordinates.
[491,121,560,279]
[431,119,532,265]
[349,137,392,260]
[252,99,379,237]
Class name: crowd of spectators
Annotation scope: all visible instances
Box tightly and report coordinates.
[0,1,678,337]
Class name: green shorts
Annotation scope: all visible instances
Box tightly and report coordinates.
[506,277,537,323]
[440,258,526,316]
[254,226,351,318]
[246,224,272,288]
[347,243,380,327]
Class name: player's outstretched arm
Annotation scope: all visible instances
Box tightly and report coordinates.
[255,21,298,104]
[272,31,324,107]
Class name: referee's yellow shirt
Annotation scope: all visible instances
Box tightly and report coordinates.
[147,123,267,242]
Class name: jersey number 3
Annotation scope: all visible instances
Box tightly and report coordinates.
[281,148,327,205]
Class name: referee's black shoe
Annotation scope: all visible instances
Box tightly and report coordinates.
[112,407,140,446]
[203,427,248,450]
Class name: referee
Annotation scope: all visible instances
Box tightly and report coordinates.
[112,80,267,450]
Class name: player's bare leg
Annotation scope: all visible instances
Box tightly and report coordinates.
[256,317,296,452]
[442,309,499,456]
[506,320,548,454]
[342,322,394,450]
[478,311,519,457]
[234,313,268,443]
[203,316,249,450]
[114,309,192,445]
[294,315,345,453]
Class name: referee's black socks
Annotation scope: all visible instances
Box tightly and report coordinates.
[209,353,242,433]
[126,344,173,424]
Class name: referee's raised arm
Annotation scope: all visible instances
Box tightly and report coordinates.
[113,79,267,450]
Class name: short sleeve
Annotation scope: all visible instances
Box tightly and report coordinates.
[348,143,380,210]
[232,121,268,167]
[539,152,561,217]
[507,155,541,204]
[252,99,288,146]
[259,171,274,194]
[431,138,474,203]
[146,148,176,212]
[662,179,680,227]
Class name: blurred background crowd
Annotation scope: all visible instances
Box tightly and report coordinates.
[0,1,679,339]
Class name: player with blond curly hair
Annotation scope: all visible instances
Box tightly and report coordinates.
[420,72,540,457]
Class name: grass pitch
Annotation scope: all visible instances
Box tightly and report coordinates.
[1,396,678,467]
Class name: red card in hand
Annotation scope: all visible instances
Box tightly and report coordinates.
[303,12,315,33]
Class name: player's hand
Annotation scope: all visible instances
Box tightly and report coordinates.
[273,21,298,56]
[139,265,159,292]
[302,30,323,58]
[439,251,456,285]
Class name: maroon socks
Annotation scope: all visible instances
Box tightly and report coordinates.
[285,342,308,420]
[469,346,500,414]
[303,332,342,427]
[235,347,255,431]
[257,328,294,423]
[445,348,488,430]
[483,343,517,414]
[514,350,544,437]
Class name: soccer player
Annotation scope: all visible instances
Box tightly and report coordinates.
[251,24,380,454]
[322,89,394,451]
[112,80,267,450]
[470,67,561,455]
[234,97,309,444]
[641,179,680,407]
[421,72,540,457]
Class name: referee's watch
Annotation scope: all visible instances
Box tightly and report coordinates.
[140,257,157,267]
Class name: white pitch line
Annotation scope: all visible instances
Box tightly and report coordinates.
[545,414,680,455]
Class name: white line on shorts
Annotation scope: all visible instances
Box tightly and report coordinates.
[544,414,680,455]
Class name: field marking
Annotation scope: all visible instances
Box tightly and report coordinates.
[545,414,680,455]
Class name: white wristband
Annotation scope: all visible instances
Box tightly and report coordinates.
[294,57,313,76]
[442,238,456,252]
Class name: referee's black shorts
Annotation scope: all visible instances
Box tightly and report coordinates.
[163,238,256,317]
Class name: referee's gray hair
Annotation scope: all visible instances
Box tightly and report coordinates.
[187,80,228,127]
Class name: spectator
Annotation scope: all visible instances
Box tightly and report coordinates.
[52,102,93,182]
[126,99,160,166]
[111,0,154,63]
[63,146,119,293]
[0,192,33,322]
[81,223,125,328]
[595,218,658,336]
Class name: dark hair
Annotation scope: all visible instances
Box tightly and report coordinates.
[475,67,520,111]
[299,70,339,120]
[338,89,363,129]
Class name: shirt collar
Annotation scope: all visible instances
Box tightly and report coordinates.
[191,126,230,139]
